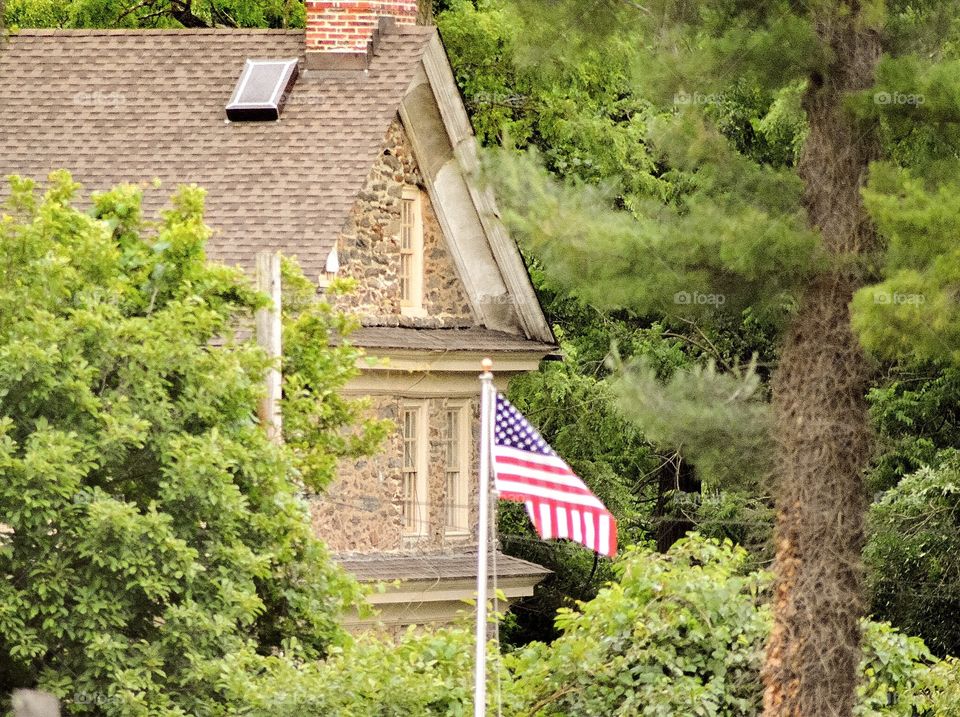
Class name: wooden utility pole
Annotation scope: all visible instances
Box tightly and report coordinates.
[255,251,283,444]
[12,690,59,717]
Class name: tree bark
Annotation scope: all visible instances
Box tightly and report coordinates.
[654,455,700,552]
[761,5,882,716]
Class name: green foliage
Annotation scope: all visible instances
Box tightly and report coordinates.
[613,357,773,491]
[437,0,666,205]
[507,536,770,716]
[280,259,391,492]
[504,1,825,105]
[503,535,957,716]
[484,145,817,321]
[223,625,487,716]
[692,489,774,564]
[856,620,959,716]
[852,164,960,365]
[4,0,303,29]
[131,535,956,716]
[0,172,380,715]
[865,452,960,657]
[867,362,960,493]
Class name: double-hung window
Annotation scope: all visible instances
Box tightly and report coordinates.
[442,402,470,534]
[401,402,428,535]
[399,187,425,316]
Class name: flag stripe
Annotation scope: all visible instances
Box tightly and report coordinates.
[556,507,569,538]
[492,464,592,492]
[539,502,553,539]
[494,445,574,472]
[493,470,597,497]
[494,453,578,478]
[494,480,606,509]
[599,513,611,552]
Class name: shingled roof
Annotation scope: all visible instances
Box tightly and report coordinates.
[336,552,552,583]
[347,326,558,353]
[0,26,434,282]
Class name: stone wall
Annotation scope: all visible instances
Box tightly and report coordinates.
[312,395,480,555]
[310,396,404,553]
[330,116,476,328]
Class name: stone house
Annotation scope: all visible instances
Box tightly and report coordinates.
[0,1,554,629]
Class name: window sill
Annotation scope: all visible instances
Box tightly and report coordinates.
[400,306,428,318]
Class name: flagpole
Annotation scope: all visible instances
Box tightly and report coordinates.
[474,357,494,717]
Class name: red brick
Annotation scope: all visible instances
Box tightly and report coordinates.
[306,0,419,53]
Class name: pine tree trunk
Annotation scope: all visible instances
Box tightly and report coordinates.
[761,5,882,716]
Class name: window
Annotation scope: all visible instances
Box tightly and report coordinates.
[399,187,425,315]
[401,402,427,535]
[443,402,470,533]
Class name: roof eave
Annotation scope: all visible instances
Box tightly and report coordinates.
[399,34,555,345]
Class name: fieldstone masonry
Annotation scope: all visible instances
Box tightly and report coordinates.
[330,117,476,328]
[311,396,404,553]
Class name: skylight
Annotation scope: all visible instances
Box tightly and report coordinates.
[226,59,299,122]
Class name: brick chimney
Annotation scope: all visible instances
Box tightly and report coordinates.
[305,1,418,70]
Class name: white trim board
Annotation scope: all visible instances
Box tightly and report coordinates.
[397,36,554,344]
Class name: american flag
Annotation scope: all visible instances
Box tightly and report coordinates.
[491,393,617,557]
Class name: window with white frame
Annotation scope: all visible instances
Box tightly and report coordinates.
[401,402,428,535]
[399,187,425,315]
[443,402,470,533]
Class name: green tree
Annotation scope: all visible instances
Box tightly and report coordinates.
[867,361,960,495]
[439,2,789,643]
[865,451,960,658]
[482,2,960,714]
[4,0,303,28]
[0,172,385,715]
[228,535,960,716]
[505,536,960,717]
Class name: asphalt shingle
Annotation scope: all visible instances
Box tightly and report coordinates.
[0,27,434,282]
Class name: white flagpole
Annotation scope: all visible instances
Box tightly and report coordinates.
[474,358,494,717]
